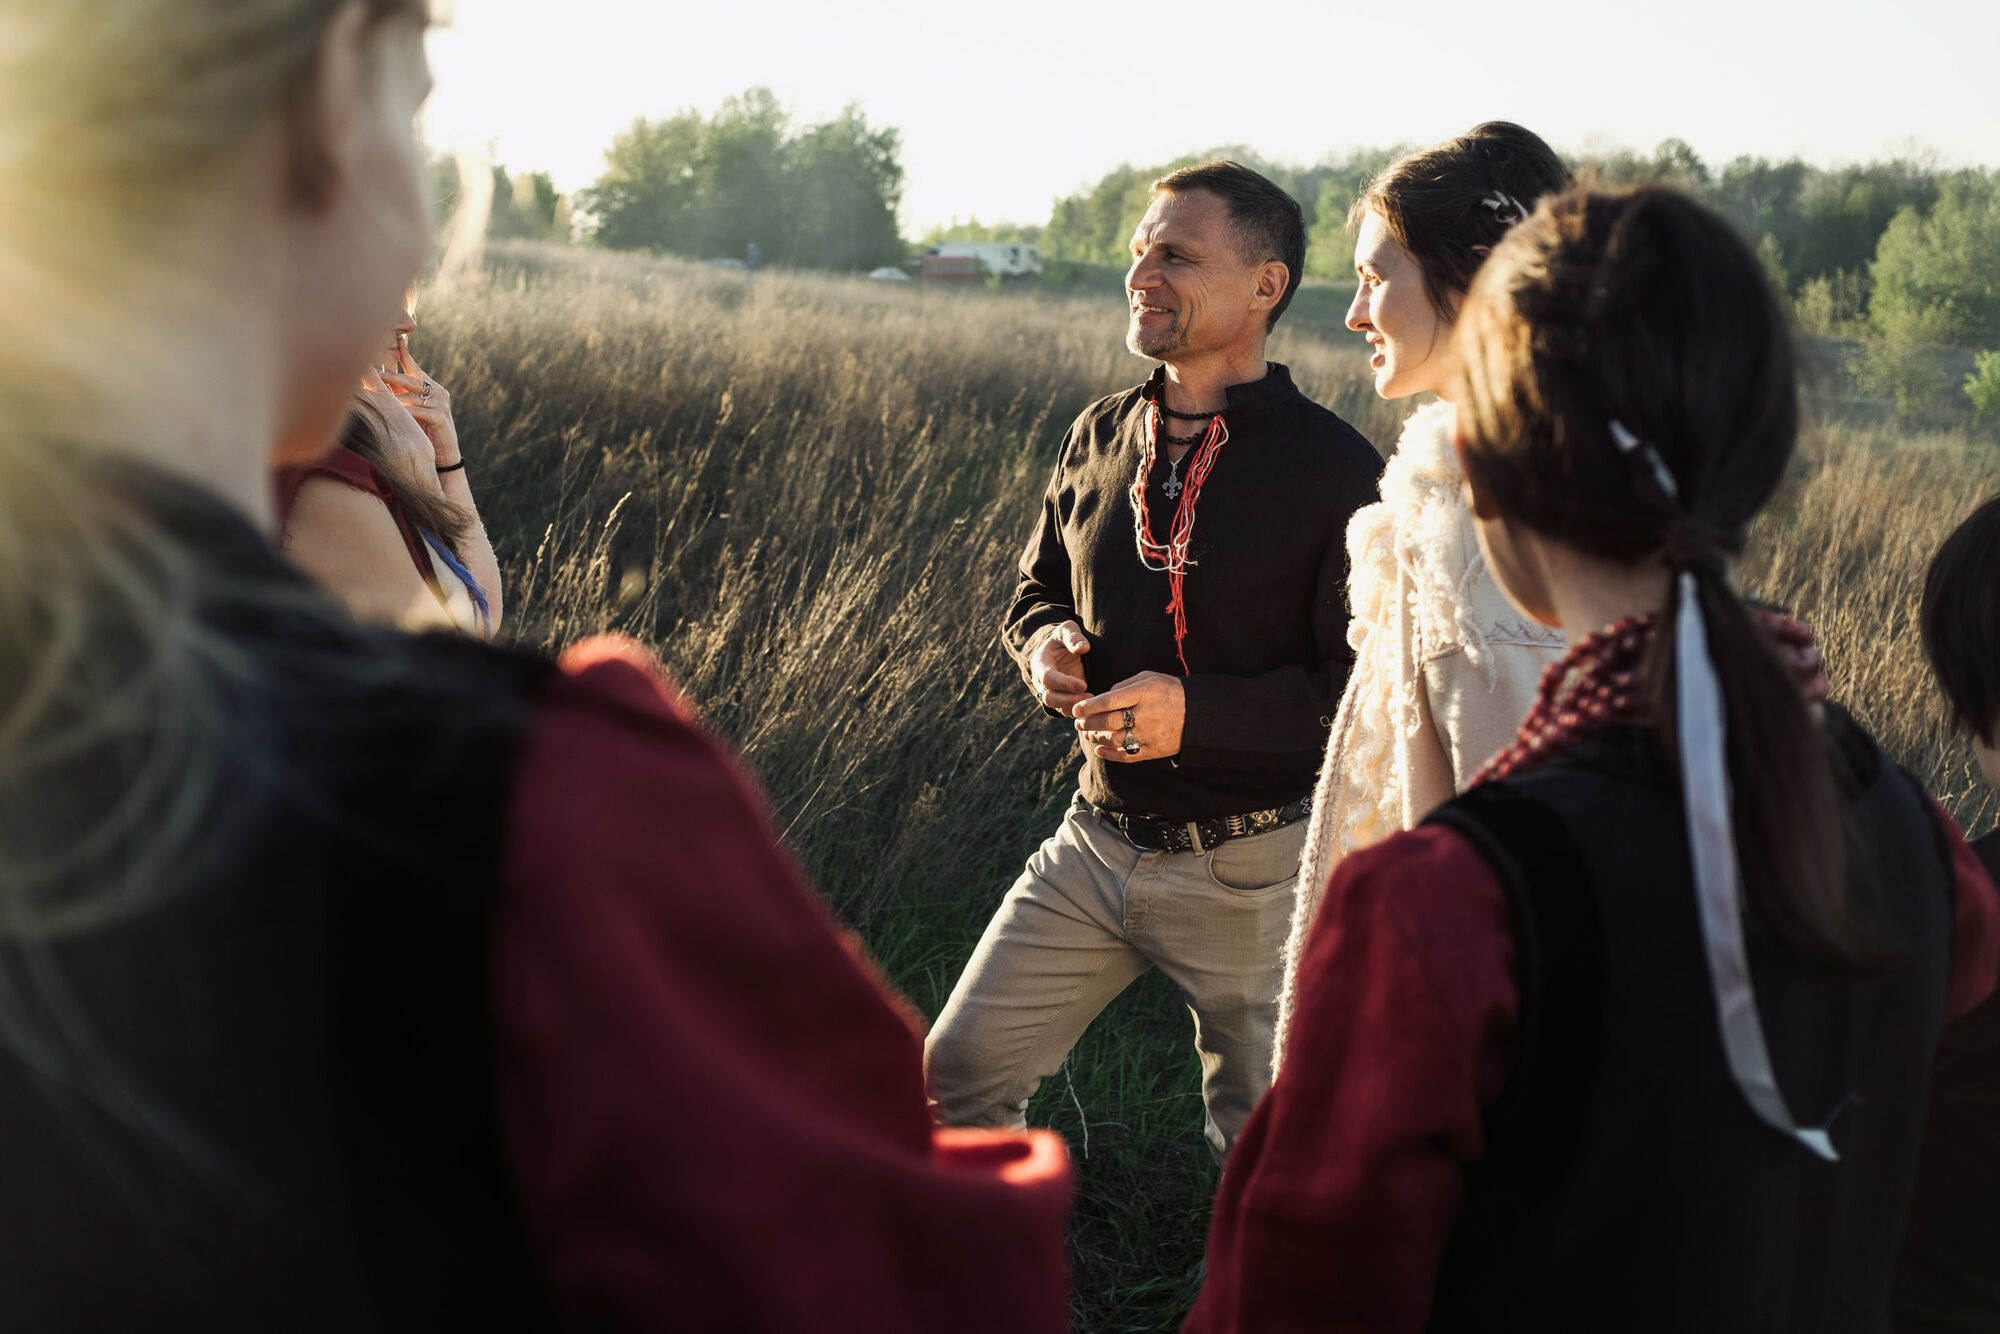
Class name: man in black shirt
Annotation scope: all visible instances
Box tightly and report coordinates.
[924,162,1382,1158]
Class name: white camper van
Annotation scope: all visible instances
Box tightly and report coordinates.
[925,242,1043,278]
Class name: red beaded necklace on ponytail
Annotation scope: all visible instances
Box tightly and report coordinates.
[1130,403,1227,673]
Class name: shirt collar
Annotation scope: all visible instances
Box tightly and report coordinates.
[1141,362,1298,417]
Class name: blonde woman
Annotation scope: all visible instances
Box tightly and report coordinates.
[279,306,503,636]
[0,2,1065,1328]
[1275,124,1572,1068]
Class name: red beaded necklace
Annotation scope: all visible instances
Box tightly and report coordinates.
[1472,608,1824,787]
[1472,614,1654,787]
[1130,403,1227,673]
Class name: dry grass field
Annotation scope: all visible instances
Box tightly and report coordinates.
[421,242,1999,1331]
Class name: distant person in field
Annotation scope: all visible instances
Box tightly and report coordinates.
[1276,122,1572,1070]
[1897,492,2000,1332]
[1184,185,2000,1333]
[278,306,502,636]
[923,161,1383,1160]
[0,1,1069,1329]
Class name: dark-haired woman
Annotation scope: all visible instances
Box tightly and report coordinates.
[0,2,1065,1329]
[1278,124,1572,1066]
[1186,187,1999,1332]
[279,309,501,637]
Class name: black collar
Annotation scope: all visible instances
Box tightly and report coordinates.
[1141,362,1299,418]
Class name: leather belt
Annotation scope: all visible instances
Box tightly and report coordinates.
[1093,796,1312,855]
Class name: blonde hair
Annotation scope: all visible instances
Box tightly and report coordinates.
[0,0,428,1164]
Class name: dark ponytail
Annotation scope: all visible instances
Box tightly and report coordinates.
[1457,186,1881,973]
[1656,562,1871,970]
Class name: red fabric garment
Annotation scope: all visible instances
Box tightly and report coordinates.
[1933,800,2000,1022]
[272,440,432,582]
[491,636,1070,1333]
[1184,825,1517,1334]
[1185,808,2000,1334]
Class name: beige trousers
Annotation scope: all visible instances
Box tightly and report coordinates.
[924,794,1306,1161]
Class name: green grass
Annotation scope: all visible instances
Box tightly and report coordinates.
[423,242,1998,1331]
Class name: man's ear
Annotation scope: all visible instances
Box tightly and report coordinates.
[280,0,371,212]
[1452,421,1502,519]
[1250,260,1289,314]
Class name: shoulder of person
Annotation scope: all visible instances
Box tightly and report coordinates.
[1309,822,1515,975]
[1070,382,1148,440]
[507,634,836,927]
[533,634,706,739]
[278,476,432,615]
[1280,394,1386,482]
[1039,383,1148,475]
[275,442,389,515]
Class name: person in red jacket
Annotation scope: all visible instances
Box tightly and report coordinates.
[0,2,1067,1330]
[1185,186,2000,1333]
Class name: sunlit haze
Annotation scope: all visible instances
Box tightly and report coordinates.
[425,0,2000,236]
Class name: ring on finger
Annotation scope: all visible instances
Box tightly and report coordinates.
[1122,726,1140,756]
[1121,707,1136,730]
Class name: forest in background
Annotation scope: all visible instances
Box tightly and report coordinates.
[454,87,2000,428]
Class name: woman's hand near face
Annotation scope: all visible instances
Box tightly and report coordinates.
[359,367,444,497]
[381,331,503,635]
[382,340,461,467]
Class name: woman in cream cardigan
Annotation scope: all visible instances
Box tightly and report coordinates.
[1275,124,1572,1068]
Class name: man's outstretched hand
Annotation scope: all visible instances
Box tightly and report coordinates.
[1030,621,1092,714]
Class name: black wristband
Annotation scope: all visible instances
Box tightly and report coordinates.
[436,459,467,474]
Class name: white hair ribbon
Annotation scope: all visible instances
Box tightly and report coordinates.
[1610,419,1680,503]
[1481,190,1529,226]
[1673,569,1840,1161]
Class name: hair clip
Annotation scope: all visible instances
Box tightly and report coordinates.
[1481,190,1529,226]
[1609,419,1681,503]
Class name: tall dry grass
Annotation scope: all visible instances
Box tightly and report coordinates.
[1747,420,2000,829]
[418,242,1998,1331]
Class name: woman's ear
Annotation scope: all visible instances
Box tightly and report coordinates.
[280,0,372,212]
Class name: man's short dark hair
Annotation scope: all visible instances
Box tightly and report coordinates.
[1151,160,1306,331]
[1921,492,2000,746]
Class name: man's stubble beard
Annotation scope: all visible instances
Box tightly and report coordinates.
[1127,311,1191,361]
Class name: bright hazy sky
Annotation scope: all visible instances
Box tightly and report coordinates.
[423,0,2000,237]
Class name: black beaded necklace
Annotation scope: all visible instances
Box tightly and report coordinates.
[1156,402,1222,473]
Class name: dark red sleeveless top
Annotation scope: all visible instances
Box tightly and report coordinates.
[273,442,432,582]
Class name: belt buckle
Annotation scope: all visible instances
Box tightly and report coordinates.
[1184,822,1204,855]
[1125,812,1168,853]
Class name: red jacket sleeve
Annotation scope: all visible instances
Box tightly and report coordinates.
[1931,801,2000,1021]
[491,636,1070,1333]
[1184,824,1517,1334]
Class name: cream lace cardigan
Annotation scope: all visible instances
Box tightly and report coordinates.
[1272,401,1564,1074]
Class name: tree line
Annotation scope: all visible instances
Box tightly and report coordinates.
[490,90,2000,424]
[949,139,2000,423]
[1021,139,1977,318]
